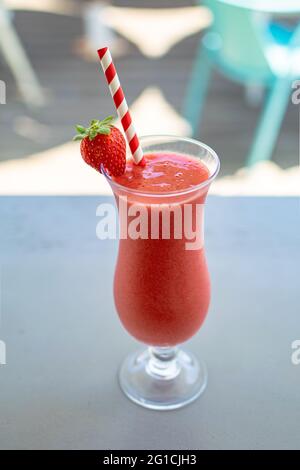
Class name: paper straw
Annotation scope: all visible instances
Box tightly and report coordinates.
[97,47,146,166]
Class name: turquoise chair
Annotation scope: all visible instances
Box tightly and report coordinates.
[183,0,300,166]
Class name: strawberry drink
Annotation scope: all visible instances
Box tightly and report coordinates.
[75,119,219,410]
[112,152,211,347]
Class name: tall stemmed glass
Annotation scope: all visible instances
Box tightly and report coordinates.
[104,135,220,410]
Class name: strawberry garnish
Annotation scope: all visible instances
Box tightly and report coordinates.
[73,116,126,176]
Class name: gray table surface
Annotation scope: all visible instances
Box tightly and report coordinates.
[0,196,299,450]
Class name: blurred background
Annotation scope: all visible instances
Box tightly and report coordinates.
[0,0,299,195]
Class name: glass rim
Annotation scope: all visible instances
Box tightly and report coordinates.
[102,134,220,197]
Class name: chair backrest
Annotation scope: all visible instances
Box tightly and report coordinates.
[203,0,271,79]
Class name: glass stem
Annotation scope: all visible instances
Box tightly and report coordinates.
[146,346,180,380]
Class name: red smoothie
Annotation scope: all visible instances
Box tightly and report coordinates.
[112,152,211,346]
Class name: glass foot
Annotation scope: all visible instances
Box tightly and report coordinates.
[119,347,207,410]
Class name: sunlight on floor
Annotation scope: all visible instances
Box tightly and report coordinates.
[0,139,298,195]
[103,6,211,58]
[0,142,111,195]
[212,162,300,196]
[6,0,77,15]
[129,87,192,137]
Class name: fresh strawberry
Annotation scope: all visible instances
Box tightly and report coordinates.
[73,116,126,176]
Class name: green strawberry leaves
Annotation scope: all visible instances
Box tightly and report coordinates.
[73,116,115,141]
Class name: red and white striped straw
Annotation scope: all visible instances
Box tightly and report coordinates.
[97,47,145,166]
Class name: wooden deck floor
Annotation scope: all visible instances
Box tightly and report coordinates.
[0,6,298,176]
